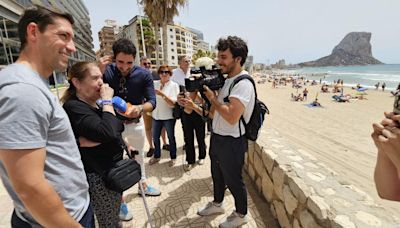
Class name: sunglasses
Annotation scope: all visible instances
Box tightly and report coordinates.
[160,70,171,75]
[143,62,151,66]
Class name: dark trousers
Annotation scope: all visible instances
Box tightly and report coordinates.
[182,112,206,164]
[11,204,95,228]
[209,133,248,215]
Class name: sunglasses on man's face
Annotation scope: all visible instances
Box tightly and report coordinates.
[160,70,171,75]
[143,62,151,66]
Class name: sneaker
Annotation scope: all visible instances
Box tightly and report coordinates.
[198,201,225,216]
[197,159,205,165]
[169,159,176,167]
[138,185,161,196]
[162,144,170,151]
[184,163,195,171]
[149,157,160,165]
[146,148,155,157]
[219,211,248,228]
[119,203,133,221]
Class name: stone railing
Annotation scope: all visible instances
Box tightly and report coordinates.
[244,128,399,228]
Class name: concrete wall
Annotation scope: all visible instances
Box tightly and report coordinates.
[245,128,400,228]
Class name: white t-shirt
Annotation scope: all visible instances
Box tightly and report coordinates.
[171,67,190,86]
[212,71,255,137]
[152,80,180,120]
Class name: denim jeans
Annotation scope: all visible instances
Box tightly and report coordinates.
[152,118,177,159]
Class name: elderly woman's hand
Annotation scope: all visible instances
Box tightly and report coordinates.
[100,83,114,101]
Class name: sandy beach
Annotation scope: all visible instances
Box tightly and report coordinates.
[256,78,400,216]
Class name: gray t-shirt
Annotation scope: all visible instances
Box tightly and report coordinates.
[0,64,89,226]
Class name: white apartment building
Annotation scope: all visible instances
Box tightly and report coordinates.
[167,24,195,66]
[118,16,197,67]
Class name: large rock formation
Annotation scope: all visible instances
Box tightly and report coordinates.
[299,32,382,67]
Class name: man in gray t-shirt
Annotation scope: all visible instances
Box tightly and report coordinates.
[0,6,91,228]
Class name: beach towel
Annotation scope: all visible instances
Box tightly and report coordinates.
[305,104,323,108]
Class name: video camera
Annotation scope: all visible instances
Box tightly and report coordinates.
[185,66,225,92]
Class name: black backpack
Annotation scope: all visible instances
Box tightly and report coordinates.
[227,74,269,141]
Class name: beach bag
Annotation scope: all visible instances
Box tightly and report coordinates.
[172,103,183,119]
[227,74,269,141]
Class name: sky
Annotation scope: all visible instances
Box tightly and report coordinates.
[84,0,400,64]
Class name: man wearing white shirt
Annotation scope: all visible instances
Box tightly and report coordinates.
[171,56,191,151]
[198,36,254,228]
[171,56,191,86]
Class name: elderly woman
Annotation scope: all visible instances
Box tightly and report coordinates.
[149,65,180,167]
[61,62,126,227]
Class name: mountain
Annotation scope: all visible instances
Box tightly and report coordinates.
[299,32,382,67]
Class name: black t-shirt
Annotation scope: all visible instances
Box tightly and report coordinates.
[63,96,124,173]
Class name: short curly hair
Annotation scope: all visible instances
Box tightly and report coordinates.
[216,36,248,66]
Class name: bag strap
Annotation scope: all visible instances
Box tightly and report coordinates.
[226,74,257,136]
[79,136,132,177]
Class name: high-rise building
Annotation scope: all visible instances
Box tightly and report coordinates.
[118,15,203,67]
[0,0,95,83]
[97,20,120,58]
[187,27,209,52]
[169,24,194,66]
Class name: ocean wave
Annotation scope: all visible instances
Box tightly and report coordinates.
[329,72,400,77]
[336,83,395,91]
[361,77,400,82]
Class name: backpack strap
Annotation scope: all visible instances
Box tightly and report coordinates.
[226,74,257,136]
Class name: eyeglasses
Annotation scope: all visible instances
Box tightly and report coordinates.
[160,70,171,75]
[143,62,151,66]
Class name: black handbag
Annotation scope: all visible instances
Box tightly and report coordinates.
[104,157,141,192]
[85,144,142,192]
[172,103,183,119]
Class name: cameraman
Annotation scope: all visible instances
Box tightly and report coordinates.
[197,36,254,228]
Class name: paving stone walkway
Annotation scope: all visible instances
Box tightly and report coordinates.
[0,121,278,228]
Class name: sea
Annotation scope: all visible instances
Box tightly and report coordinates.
[291,64,400,91]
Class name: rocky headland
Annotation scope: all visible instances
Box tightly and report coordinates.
[300,32,382,67]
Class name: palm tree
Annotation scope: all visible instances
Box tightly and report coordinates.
[137,18,156,58]
[140,0,188,66]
